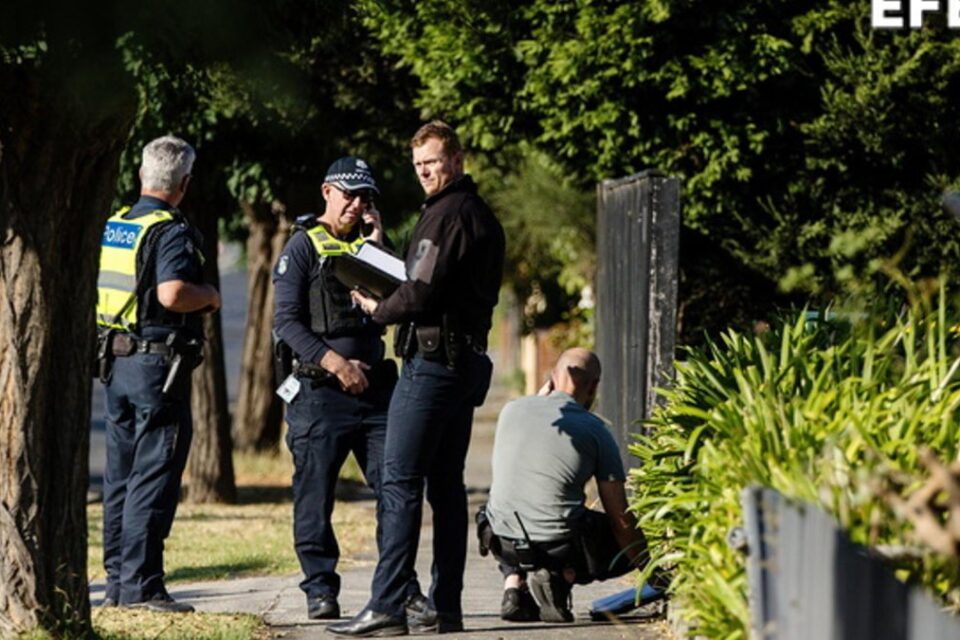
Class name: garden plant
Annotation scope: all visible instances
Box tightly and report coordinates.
[631,283,960,638]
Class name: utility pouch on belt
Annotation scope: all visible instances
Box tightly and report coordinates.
[95,329,117,383]
[272,329,293,382]
[442,314,461,368]
[415,325,443,359]
[110,333,137,357]
[513,511,538,571]
[394,322,416,359]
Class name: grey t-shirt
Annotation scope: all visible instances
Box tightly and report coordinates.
[486,391,625,542]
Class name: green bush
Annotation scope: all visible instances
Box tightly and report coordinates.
[630,288,960,638]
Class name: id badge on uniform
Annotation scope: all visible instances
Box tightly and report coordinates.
[276,374,301,403]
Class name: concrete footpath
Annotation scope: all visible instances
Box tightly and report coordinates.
[91,380,669,639]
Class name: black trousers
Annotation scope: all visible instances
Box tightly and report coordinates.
[478,508,634,585]
[284,361,424,601]
[368,352,493,621]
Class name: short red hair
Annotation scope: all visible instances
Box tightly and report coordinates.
[410,120,462,156]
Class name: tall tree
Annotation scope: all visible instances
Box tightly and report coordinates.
[0,11,137,635]
[233,200,288,452]
[187,198,236,503]
[0,2,273,631]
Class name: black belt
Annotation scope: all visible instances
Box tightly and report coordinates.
[134,340,172,355]
[414,330,487,358]
[109,333,172,357]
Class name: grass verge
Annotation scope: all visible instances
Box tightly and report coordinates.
[89,450,375,583]
[93,609,266,640]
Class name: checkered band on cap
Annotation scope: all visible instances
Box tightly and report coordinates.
[324,156,379,193]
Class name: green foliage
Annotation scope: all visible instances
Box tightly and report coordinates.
[362,1,960,331]
[631,287,960,637]
[115,1,423,238]
[480,150,595,330]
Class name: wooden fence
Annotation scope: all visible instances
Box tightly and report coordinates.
[595,171,680,471]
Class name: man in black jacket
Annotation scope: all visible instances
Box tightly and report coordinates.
[329,122,505,636]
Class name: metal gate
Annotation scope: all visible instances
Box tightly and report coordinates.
[595,171,680,471]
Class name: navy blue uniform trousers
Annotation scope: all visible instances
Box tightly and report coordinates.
[286,374,422,600]
[102,352,192,604]
[368,352,492,621]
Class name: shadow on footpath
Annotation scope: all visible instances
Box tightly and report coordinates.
[166,560,276,583]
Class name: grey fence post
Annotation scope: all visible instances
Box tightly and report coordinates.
[596,170,680,471]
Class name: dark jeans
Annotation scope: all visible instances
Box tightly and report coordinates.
[478,508,634,585]
[285,366,421,600]
[103,352,193,604]
[368,352,492,621]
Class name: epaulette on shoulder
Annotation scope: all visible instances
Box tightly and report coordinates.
[292,213,319,233]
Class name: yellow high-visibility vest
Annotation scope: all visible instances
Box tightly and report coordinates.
[301,225,369,336]
[305,226,365,257]
[96,208,174,330]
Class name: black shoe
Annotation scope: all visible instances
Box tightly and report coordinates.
[403,594,463,634]
[501,586,540,622]
[127,591,195,613]
[309,594,341,620]
[528,569,573,623]
[408,615,463,634]
[100,596,119,608]
[404,592,430,619]
[326,607,408,637]
[405,593,437,633]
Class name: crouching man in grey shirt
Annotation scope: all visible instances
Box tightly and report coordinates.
[478,348,651,623]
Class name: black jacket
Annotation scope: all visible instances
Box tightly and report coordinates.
[373,175,505,339]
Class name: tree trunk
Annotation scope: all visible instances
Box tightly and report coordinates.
[0,70,135,635]
[186,206,236,503]
[233,200,288,452]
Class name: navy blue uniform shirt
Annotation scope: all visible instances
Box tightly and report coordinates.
[273,229,385,367]
[123,195,205,340]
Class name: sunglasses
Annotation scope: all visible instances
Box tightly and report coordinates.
[332,185,374,204]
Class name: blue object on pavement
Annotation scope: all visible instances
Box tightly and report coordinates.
[589,583,665,620]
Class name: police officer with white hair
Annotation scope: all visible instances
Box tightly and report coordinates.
[96,135,221,612]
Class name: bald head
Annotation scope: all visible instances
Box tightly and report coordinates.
[549,348,601,408]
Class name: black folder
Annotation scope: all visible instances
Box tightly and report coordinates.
[332,242,407,300]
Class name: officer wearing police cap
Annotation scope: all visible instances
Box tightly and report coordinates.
[272,156,427,621]
[96,135,221,613]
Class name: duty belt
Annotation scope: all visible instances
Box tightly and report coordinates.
[292,360,335,382]
[108,333,173,357]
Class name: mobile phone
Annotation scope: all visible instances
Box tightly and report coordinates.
[361,199,376,236]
